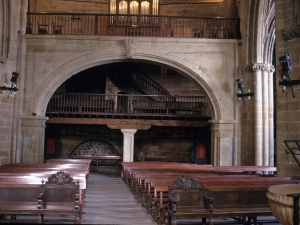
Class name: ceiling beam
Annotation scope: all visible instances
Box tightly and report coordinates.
[46,117,209,128]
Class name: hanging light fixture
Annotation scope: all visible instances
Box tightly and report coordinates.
[0,71,19,97]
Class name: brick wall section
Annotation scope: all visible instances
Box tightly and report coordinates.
[275,0,300,177]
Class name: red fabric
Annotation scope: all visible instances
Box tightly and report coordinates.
[196,142,206,158]
[46,138,56,154]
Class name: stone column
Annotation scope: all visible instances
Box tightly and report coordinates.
[121,129,137,162]
[209,120,236,166]
[252,64,263,166]
[262,66,269,166]
[268,65,275,166]
[18,116,48,163]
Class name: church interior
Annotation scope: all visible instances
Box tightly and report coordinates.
[0,0,300,224]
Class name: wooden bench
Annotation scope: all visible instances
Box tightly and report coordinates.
[121,163,299,225]
[167,175,278,225]
[0,171,81,224]
[140,175,295,223]
[0,161,90,220]
[0,183,43,223]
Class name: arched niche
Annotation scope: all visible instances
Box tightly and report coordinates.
[70,139,120,157]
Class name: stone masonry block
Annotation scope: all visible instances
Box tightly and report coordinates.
[276,111,288,122]
[276,122,287,132]
[276,101,286,111]
[286,101,300,111]
[286,122,300,132]
[285,111,300,122]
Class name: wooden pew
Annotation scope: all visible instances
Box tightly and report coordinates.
[166,175,297,225]
[0,183,43,223]
[0,161,91,221]
[141,176,297,223]
[0,171,81,224]
[121,162,298,225]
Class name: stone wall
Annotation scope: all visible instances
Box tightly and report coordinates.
[275,0,300,177]
[48,124,207,163]
[29,0,236,18]
[0,0,25,165]
[29,0,108,13]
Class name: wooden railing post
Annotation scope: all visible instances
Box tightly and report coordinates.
[167,17,171,37]
[94,15,98,35]
[128,95,132,115]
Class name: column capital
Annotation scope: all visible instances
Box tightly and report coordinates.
[121,129,137,135]
[243,63,275,73]
[18,115,49,127]
[252,63,270,72]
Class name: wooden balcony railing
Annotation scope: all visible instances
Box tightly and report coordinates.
[46,93,211,119]
[27,13,240,39]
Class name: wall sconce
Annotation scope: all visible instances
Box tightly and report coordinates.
[236,77,254,105]
[278,53,299,98]
[0,71,19,97]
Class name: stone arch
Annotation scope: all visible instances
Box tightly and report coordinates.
[247,0,275,64]
[32,50,221,121]
[21,39,238,165]
[70,139,120,157]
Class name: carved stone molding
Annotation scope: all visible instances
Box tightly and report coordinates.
[281,26,300,42]
[70,139,120,156]
[269,65,275,73]
[124,38,136,58]
[46,171,74,185]
[252,63,270,72]
[171,175,202,188]
[243,64,275,73]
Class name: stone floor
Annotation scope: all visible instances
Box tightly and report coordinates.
[4,166,282,224]
[81,166,157,225]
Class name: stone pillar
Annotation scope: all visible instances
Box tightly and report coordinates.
[262,67,269,166]
[18,116,48,163]
[253,64,263,166]
[121,129,137,162]
[209,120,236,166]
[268,65,275,166]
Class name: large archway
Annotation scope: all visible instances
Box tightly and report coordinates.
[44,61,213,163]
[17,36,238,165]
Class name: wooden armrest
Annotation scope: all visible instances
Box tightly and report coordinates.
[37,192,43,209]
[203,196,214,212]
